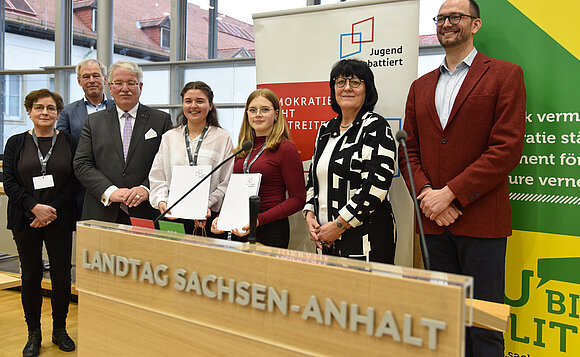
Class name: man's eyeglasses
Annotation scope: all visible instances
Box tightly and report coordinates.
[433,13,478,26]
[334,78,364,89]
[32,104,58,113]
[247,107,274,116]
[110,81,139,87]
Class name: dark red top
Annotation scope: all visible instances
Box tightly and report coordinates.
[233,136,306,226]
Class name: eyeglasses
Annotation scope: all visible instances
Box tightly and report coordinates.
[433,13,478,26]
[110,81,139,87]
[32,104,58,113]
[334,78,364,89]
[247,107,274,116]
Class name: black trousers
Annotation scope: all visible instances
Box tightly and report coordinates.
[233,217,290,248]
[425,230,507,357]
[13,221,73,331]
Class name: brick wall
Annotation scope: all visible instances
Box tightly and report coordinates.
[75,9,94,31]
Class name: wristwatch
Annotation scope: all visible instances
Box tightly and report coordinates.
[335,220,347,230]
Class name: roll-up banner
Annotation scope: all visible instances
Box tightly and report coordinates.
[253,0,419,263]
[475,1,580,355]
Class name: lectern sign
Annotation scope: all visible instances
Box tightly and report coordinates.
[76,221,472,357]
[81,248,448,349]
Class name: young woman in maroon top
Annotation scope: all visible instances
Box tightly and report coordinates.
[212,88,306,248]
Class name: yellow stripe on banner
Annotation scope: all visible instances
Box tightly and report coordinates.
[511,229,580,245]
[508,230,580,267]
[507,0,580,60]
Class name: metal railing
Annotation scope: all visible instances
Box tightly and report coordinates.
[0,57,256,152]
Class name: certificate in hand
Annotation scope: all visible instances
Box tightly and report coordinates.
[217,173,262,232]
[166,165,212,220]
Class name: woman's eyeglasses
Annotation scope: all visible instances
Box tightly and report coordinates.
[247,107,273,116]
[334,78,364,88]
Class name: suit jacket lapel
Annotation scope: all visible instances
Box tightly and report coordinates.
[125,103,149,165]
[105,107,125,163]
[425,69,444,133]
[447,53,490,128]
[74,100,88,130]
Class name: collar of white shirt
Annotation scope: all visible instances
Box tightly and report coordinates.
[116,103,140,120]
[440,47,478,74]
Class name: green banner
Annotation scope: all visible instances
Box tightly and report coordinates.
[476,0,580,236]
[475,1,580,355]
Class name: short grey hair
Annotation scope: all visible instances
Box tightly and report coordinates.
[108,61,143,82]
[75,59,107,78]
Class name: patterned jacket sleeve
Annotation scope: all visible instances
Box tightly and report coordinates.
[303,124,325,215]
[338,114,396,227]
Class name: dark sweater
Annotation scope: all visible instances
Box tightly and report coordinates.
[4,131,80,231]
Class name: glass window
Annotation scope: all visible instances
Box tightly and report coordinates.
[116,2,171,62]
[184,62,256,104]
[140,67,170,105]
[186,2,256,60]
[68,68,85,103]
[216,107,245,145]
[7,76,22,118]
[1,74,55,151]
[233,63,257,103]
[92,9,98,32]
[4,2,55,69]
[161,28,170,49]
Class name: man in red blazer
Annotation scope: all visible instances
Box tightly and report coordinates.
[399,0,526,356]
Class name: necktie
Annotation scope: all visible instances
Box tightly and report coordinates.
[122,112,133,160]
[120,112,133,215]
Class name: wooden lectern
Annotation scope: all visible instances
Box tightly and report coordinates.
[75,221,484,356]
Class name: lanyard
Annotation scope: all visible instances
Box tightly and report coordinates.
[243,143,267,173]
[184,124,209,166]
[31,128,57,175]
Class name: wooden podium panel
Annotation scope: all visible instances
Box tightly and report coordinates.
[0,273,21,289]
[75,221,473,357]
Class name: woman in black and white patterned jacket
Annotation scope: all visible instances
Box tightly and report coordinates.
[303,59,396,264]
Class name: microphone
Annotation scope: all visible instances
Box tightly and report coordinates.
[395,129,407,143]
[154,140,254,224]
[248,195,260,244]
[397,130,430,270]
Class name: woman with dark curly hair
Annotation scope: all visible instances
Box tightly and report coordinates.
[4,89,80,356]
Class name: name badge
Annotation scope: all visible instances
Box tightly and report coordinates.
[33,175,55,190]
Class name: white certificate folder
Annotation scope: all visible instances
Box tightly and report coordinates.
[166,165,212,220]
[217,173,262,232]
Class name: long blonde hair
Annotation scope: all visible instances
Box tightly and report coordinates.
[235,88,290,157]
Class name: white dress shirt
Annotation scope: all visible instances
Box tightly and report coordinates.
[435,47,478,129]
[149,125,234,212]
